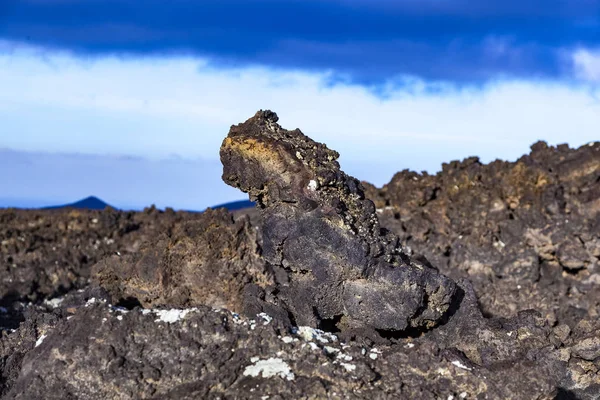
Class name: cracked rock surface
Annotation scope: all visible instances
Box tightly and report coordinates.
[93,208,270,313]
[363,140,600,329]
[0,206,194,305]
[220,110,457,334]
[1,111,599,399]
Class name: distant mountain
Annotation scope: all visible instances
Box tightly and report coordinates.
[45,196,112,210]
[1,196,254,212]
[210,200,254,211]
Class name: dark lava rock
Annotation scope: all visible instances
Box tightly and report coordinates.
[93,208,271,313]
[0,206,197,306]
[2,278,598,399]
[1,112,599,399]
[220,110,457,334]
[363,140,600,328]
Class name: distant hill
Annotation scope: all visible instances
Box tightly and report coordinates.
[209,200,254,211]
[44,196,112,210]
[1,196,254,212]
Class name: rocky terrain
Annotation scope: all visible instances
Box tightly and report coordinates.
[1,111,598,399]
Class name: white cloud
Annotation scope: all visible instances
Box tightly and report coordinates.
[0,40,599,195]
[573,48,600,82]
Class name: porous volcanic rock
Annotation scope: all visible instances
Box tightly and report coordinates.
[93,208,272,313]
[363,141,600,328]
[220,110,457,334]
[2,285,597,399]
[1,112,599,399]
[0,206,192,306]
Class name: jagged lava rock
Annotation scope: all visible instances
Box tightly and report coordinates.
[1,114,599,399]
[93,208,271,312]
[0,206,190,305]
[220,110,457,333]
[364,140,600,326]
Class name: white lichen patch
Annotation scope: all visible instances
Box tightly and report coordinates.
[295,326,337,343]
[85,298,98,306]
[451,360,472,371]
[339,362,356,372]
[85,297,107,307]
[404,342,415,349]
[294,326,356,366]
[257,312,272,325]
[281,336,295,344]
[369,347,382,360]
[44,297,65,308]
[307,180,318,191]
[154,308,198,323]
[243,357,295,381]
[35,334,47,348]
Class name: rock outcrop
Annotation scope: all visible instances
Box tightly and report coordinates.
[1,111,599,399]
[364,140,600,328]
[221,110,457,334]
[0,206,191,306]
[93,208,270,313]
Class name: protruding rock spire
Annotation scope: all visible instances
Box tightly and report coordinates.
[221,110,458,333]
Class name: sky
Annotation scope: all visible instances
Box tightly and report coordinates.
[0,0,599,210]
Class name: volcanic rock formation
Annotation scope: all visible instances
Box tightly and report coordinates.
[93,208,270,312]
[0,111,598,399]
[364,140,600,328]
[220,110,457,334]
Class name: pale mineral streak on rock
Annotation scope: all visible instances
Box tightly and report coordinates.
[34,334,47,348]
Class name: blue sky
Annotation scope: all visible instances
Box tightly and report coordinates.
[0,0,599,210]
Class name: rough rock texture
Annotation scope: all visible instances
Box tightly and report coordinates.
[0,206,192,306]
[363,141,600,328]
[1,285,598,399]
[1,111,599,399]
[220,110,457,334]
[93,208,271,313]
